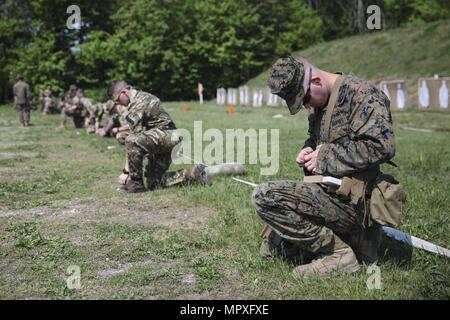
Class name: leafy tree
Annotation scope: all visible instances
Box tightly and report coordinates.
[75,0,322,100]
[1,0,449,104]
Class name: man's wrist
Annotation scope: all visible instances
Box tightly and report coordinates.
[315,143,330,174]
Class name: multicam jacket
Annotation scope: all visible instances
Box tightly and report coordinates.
[304,73,395,178]
[124,89,176,134]
[86,101,104,120]
[13,80,32,105]
[103,101,127,127]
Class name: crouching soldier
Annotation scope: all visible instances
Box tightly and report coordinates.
[59,84,85,129]
[107,80,211,193]
[77,91,103,134]
[97,100,129,141]
[252,56,399,277]
[42,87,57,115]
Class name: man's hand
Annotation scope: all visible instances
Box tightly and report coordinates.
[303,145,322,173]
[112,127,119,134]
[296,147,314,167]
[118,173,129,185]
[67,104,77,112]
[96,128,107,137]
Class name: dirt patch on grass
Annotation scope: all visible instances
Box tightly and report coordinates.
[0,194,212,229]
[0,151,39,159]
[46,149,91,161]
[0,166,31,183]
[0,192,227,299]
[0,142,33,148]
[97,259,154,277]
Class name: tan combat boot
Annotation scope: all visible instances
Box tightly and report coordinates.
[260,231,313,264]
[292,235,360,278]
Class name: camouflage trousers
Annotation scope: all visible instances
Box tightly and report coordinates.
[252,180,361,253]
[125,129,190,189]
[61,108,84,128]
[43,100,57,115]
[116,131,129,146]
[16,104,31,126]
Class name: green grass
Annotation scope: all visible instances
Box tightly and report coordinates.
[246,20,450,105]
[0,102,449,299]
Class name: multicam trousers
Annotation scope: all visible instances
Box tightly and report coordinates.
[125,129,190,189]
[252,180,362,253]
[116,131,129,145]
[16,104,31,126]
[61,107,84,128]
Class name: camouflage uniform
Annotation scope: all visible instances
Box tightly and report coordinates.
[253,71,395,258]
[102,100,117,124]
[61,85,84,128]
[42,88,56,114]
[39,90,45,112]
[123,88,199,189]
[101,100,129,142]
[13,79,33,126]
[76,95,100,133]
[86,102,104,128]
[57,92,65,111]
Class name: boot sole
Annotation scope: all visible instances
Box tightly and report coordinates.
[342,261,360,274]
[118,188,146,193]
[293,257,360,278]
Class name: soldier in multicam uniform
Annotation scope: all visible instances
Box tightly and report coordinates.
[59,84,85,129]
[97,100,129,142]
[252,56,396,277]
[42,86,57,115]
[96,99,131,186]
[57,91,65,112]
[85,101,104,133]
[107,80,211,193]
[13,75,33,127]
[111,103,130,145]
[39,89,46,113]
[71,89,100,133]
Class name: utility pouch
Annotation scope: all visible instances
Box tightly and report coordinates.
[336,176,367,206]
[335,170,378,228]
[369,174,406,228]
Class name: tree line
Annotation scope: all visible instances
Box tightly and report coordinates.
[1,0,449,103]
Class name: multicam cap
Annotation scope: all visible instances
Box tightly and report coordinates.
[268,56,310,115]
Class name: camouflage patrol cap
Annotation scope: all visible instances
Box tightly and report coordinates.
[69,84,77,91]
[268,56,310,115]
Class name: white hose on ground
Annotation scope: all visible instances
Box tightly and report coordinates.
[231,177,450,259]
[177,153,245,177]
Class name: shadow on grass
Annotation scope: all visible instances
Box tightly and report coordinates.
[378,235,413,267]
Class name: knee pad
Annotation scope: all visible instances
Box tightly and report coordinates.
[251,182,271,208]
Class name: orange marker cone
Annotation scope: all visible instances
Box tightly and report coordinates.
[183,103,189,112]
[228,105,235,116]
